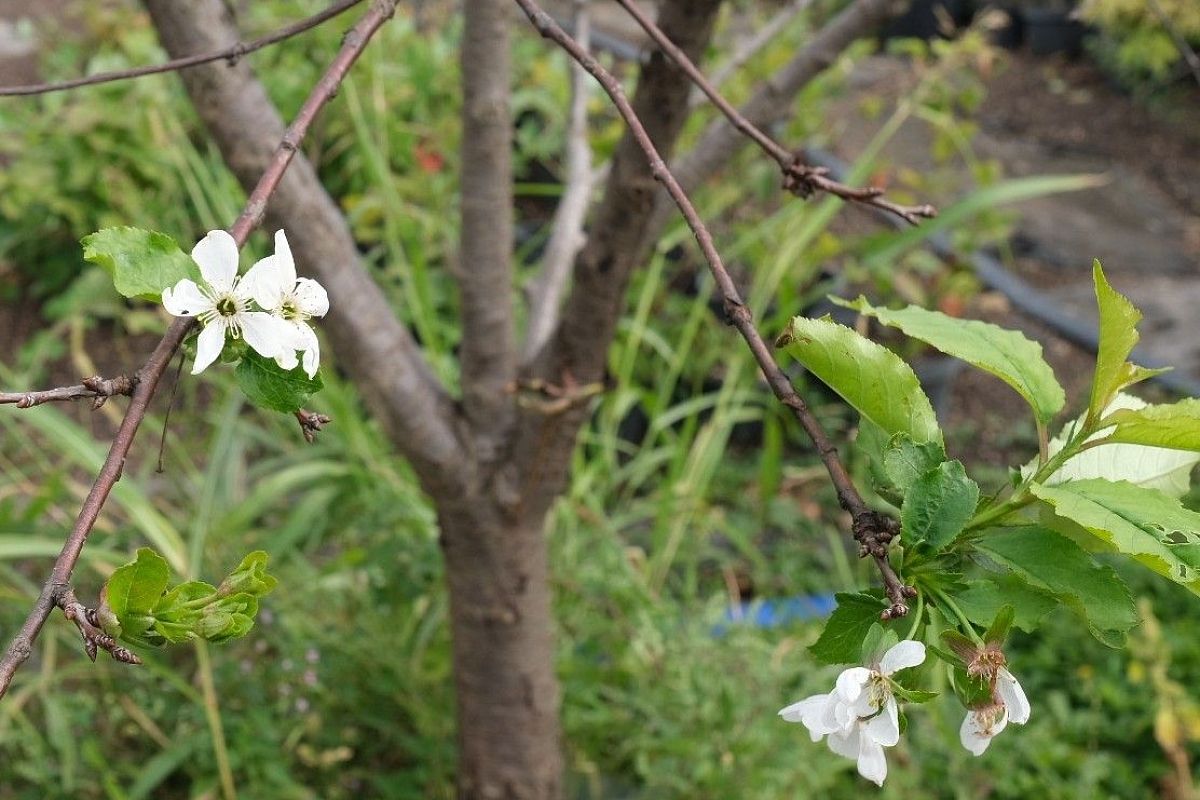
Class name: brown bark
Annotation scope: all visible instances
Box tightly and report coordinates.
[512,0,724,513]
[459,0,518,464]
[440,503,562,799]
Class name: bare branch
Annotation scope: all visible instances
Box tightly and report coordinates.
[0,0,401,700]
[617,0,934,224]
[144,0,466,496]
[0,375,137,409]
[458,0,519,459]
[0,0,364,97]
[513,0,913,614]
[522,2,597,363]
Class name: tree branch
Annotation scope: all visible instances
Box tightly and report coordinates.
[513,0,913,617]
[144,0,467,498]
[458,0,519,461]
[0,0,401,701]
[0,0,364,97]
[618,0,933,223]
[0,375,137,409]
[522,2,597,363]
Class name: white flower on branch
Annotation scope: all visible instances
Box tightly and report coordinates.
[244,230,329,378]
[779,640,926,786]
[960,666,1030,756]
[162,230,301,375]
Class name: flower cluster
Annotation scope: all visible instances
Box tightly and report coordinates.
[779,640,925,786]
[162,230,328,376]
[780,633,1032,786]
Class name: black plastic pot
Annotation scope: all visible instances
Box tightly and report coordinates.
[1024,8,1085,57]
[882,0,977,41]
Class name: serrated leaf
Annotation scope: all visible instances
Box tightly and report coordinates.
[975,526,1137,645]
[883,434,947,496]
[901,460,979,552]
[809,592,903,665]
[1031,479,1200,593]
[952,576,1056,633]
[82,227,201,301]
[235,352,323,413]
[1037,394,1200,497]
[778,316,941,445]
[838,296,1064,425]
[103,548,171,620]
[1089,260,1165,418]
[1103,399,1200,452]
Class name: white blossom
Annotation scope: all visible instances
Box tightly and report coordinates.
[162,230,299,375]
[243,230,329,378]
[960,666,1030,756]
[779,639,926,786]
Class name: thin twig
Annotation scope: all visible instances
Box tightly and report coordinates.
[0,0,364,97]
[0,375,137,409]
[522,0,597,362]
[1146,0,1200,90]
[0,0,400,700]
[617,0,935,225]
[513,0,913,617]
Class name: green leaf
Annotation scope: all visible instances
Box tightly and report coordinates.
[859,623,899,666]
[837,296,1064,426]
[154,581,216,619]
[1103,399,1200,452]
[102,548,171,620]
[1089,260,1165,418]
[809,592,902,665]
[1037,395,1200,497]
[235,352,323,413]
[891,685,939,704]
[983,604,1015,645]
[219,550,278,597]
[901,460,979,552]
[882,434,947,496]
[1031,479,1200,594]
[82,227,201,302]
[975,526,1137,645]
[952,576,1057,633]
[778,316,941,445]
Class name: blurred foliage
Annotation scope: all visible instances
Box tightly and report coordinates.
[1,1,1191,799]
[1079,0,1200,90]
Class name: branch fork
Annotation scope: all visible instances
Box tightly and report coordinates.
[294,409,333,442]
[851,510,915,619]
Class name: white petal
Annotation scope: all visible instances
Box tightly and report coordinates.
[959,712,992,756]
[780,693,835,741]
[161,279,211,317]
[275,348,300,372]
[835,667,871,704]
[827,727,860,760]
[191,321,227,375]
[864,697,900,747]
[856,736,888,786]
[880,640,926,675]
[997,668,1030,724]
[300,327,320,378]
[191,230,239,293]
[240,312,293,359]
[293,277,329,317]
[242,255,290,311]
[272,230,297,285]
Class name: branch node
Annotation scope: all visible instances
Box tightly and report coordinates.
[60,590,142,667]
[294,409,333,443]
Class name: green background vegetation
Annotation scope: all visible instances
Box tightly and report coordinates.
[0,1,1197,797]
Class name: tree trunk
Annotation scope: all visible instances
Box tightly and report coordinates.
[440,502,562,799]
